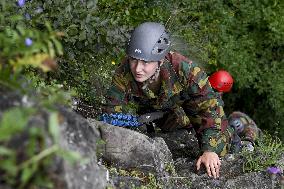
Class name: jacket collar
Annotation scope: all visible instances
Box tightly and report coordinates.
[129,57,183,108]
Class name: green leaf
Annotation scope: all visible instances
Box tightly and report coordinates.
[48,112,60,142]
[45,22,53,33]
[51,36,63,55]
[0,158,18,176]
[125,9,130,16]
[47,40,55,57]
[79,30,86,41]
[0,146,14,156]
[20,163,38,187]
[58,149,87,165]
[0,108,33,141]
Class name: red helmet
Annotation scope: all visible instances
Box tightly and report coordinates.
[209,70,234,92]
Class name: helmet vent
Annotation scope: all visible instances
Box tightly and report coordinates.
[126,22,171,61]
[158,37,169,45]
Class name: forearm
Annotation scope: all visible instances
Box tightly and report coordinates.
[200,127,232,156]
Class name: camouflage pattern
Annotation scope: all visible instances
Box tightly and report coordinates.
[228,111,261,144]
[103,52,232,156]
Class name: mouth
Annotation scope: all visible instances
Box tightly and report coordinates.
[134,73,143,78]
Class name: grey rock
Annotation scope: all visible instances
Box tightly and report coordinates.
[223,172,277,189]
[58,107,108,189]
[155,129,200,159]
[1,88,283,189]
[88,119,173,175]
[0,88,108,189]
[174,154,282,189]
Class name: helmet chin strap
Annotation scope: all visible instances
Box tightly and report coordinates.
[148,60,162,83]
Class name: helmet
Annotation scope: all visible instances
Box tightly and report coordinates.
[208,70,234,92]
[126,22,171,62]
[229,118,244,134]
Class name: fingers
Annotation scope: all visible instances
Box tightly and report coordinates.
[196,152,222,179]
[205,163,212,177]
[215,164,220,178]
[196,157,201,171]
[211,160,221,179]
[215,159,221,178]
[210,164,217,179]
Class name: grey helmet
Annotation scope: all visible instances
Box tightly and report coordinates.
[229,118,245,134]
[127,22,171,62]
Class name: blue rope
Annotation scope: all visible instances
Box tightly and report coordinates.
[100,113,142,127]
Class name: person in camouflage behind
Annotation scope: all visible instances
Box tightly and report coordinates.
[209,70,262,152]
[102,22,233,179]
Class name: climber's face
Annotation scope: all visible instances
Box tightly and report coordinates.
[129,57,159,82]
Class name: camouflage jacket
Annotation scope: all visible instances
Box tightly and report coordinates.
[103,52,230,155]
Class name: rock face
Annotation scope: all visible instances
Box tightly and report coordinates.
[174,154,283,189]
[0,89,108,189]
[88,119,173,175]
[58,107,108,189]
[1,88,283,189]
[155,129,200,159]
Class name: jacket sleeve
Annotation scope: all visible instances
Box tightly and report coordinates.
[180,62,230,156]
[103,74,128,113]
[102,61,138,114]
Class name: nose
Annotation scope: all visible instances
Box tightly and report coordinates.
[135,60,144,72]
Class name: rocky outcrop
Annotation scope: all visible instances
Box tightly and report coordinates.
[88,119,173,176]
[58,107,108,189]
[174,154,283,189]
[155,129,200,159]
[0,89,108,189]
[0,88,283,189]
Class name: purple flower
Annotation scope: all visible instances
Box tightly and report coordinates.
[17,0,25,7]
[267,167,282,174]
[25,38,33,46]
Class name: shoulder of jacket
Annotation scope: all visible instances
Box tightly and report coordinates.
[166,51,193,73]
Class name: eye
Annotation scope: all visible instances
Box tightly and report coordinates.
[129,58,137,64]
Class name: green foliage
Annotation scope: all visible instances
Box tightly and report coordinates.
[0,1,63,92]
[185,0,284,139]
[0,107,82,188]
[25,74,74,109]
[139,173,163,189]
[0,108,35,141]
[0,1,81,188]
[165,162,177,176]
[16,0,172,108]
[0,2,62,73]
[242,133,284,172]
[12,0,282,139]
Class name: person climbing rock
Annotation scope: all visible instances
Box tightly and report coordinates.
[101,22,236,179]
[209,70,262,152]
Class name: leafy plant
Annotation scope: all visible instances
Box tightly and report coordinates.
[0,1,81,188]
[242,132,284,172]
